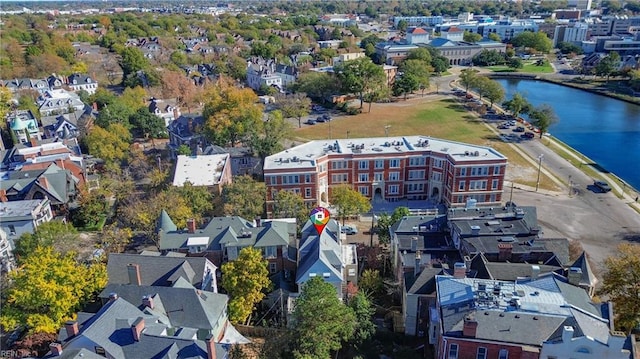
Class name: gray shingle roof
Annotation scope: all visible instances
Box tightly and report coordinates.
[99,284,228,331]
[106,253,216,291]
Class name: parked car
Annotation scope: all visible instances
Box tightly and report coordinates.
[341,225,358,235]
[322,113,332,121]
[305,119,316,125]
[594,180,612,192]
[514,126,525,132]
[521,132,535,139]
[498,123,510,129]
[315,116,326,123]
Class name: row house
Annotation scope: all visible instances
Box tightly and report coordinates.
[157,211,297,273]
[3,73,98,95]
[37,89,86,117]
[263,136,508,217]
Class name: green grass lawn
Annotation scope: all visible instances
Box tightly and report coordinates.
[485,61,554,74]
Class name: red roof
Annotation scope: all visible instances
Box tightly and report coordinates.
[409,27,428,35]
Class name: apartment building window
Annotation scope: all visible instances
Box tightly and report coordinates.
[407,183,424,192]
[374,172,384,181]
[432,172,442,181]
[293,188,301,194]
[433,158,443,168]
[388,172,400,181]
[305,174,312,183]
[331,174,348,183]
[389,159,400,168]
[374,159,384,169]
[469,180,487,190]
[282,175,300,184]
[476,347,487,359]
[388,184,399,194]
[331,160,348,169]
[460,167,467,176]
[264,246,277,258]
[269,176,277,185]
[305,188,312,198]
[358,160,369,169]
[492,179,499,189]
[448,343,459,359]
[269,263,277,273]
[358,186,369,195]
[409,157,426,166]
[471,166,489,176]
[459,181,465,191]
[408,170,425,180]
[498,349,508,359]
[358,173,369,182]
[494,165,501,175]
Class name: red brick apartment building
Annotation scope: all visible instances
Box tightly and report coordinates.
[263,136,507,216]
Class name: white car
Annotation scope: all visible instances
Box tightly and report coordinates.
[341,225,358,235]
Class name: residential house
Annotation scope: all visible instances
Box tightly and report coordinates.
[43,296,229,359]
[274,64,298,89]
[106,252,218,292]
[67,73,98,95]
[38,89,85,117]
[432,271,632,359]
[246,58,283,92]
[0,228,14,272]
[171,154,232,194]
[167,114,206,158]
[203,145,262,176]
[47,74,64,90]
[3,78,50,94]
[157,212,297,271]
[332,51,366,66]
[41,114,81,140]
[8,110,42,144]
[447,204,569,265]
[295,219,358,299]
[317,40,343,49]
[3,140,83,172]
[264,136,508,216]
[149,98,180,127]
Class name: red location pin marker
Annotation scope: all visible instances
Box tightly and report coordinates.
[310,207,330,235]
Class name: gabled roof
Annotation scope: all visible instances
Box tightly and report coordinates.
[106,252,216,291]
[99,284,229,330]
[253,220,291,247]
[296,219,344,283]
[469,252,561,281]
[567,251,598,288]
[405,267,444,295]
[158,215,254,251]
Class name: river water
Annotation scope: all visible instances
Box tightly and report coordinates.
[495,78,640,190]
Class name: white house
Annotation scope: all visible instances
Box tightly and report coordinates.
[540,325,631,359]
[67,73,98,95]
[38,89,85,117]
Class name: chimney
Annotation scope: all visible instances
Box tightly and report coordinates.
[30,137,37,147]
[562,325,574,343]
[49,343,63,356]
[498,243,513,262]
[127,263,142,285]
[414,251,422,277]
[92,102,98,111]
[206,334,217,359]
[109,292,119,301]
[462,316,478,338]
[0,189,7,202]
[411,236,418,251]
[131,317,145,341]
[142,295,154,309]
[65,321,79,337]
[567,267,582,286]
[255,217,262,227]
[531,265,540,280]
[39,177,49,190]
[187,218,197,233]
[463,255,472,270]
[453,262,466,278]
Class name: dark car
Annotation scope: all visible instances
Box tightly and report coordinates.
[322,113,332,121]
[305,119,316,125]
[594,180,612,192]
[498,123,510,129]
[521,132,535,139]
[315,116,326,123]
[513,126,525,132]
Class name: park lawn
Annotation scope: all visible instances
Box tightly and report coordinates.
[521,62,554,73]
[292,97,559,190]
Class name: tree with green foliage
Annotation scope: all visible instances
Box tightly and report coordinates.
[13,221,79,264]
[275,93,311,128]
[74,189,108,228]
[222,175,266,220]
[95,100,134,128]
[431,56,450,75]
[119,46,151,87]
[488,32,502,42]
[483,78,505,108]
[596,52,620,81]
[293,72,339,102]
[600,244,640,333]
[85,123,131,165]
[459,68,479,94]
[273,190,309,232]
[169,182,215,218]
[129,108,166,139]
[247,111,291,169]
[463,31,483,43]
[359,269,384,298]
[335,57,386,109]
[376,206,410,244]
[393,73,419,99]
[472,49,506,66]
[347,292,376,347]
[557,41,584,55]
[291,276,356,358]
[528,104,558,138]
[396,19,408,32]
[406,47,432,64]
[222,247,272,324]
[176,144,192,156]
[330,184,372,225]
[0,246,107,334]
[502,92,531,118]
[510,31,552,53]
[400,58,431,95]
[508,56,523,69]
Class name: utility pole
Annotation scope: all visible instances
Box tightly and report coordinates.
[535,154,544,192]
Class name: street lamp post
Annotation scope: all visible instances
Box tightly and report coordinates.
[384,125,391,137]
[568,175,572,196]
[346,130,350,139]
[535,154,544,192]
